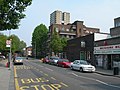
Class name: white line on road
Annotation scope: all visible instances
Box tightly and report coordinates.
[51,77,56,80]
[70,72,78,77]
[39,65,44,67]
[60,82,68,87]
[69,72,120,89]
[96,79,120,89]
[45,67,53,71]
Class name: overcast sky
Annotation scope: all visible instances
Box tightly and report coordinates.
[1,0,120,46]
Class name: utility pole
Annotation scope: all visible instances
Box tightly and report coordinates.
[9,39,12,69]
[6,39,12,69]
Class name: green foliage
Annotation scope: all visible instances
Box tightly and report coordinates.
[9,34,27,53]
[50,30,67,54]
[32,24,48,58]
[0,34,26,54]
[19,41,26,52]
[61,37,67,47]
[0,0,32,31]
[0,34,7,51]
[50,30,62,54]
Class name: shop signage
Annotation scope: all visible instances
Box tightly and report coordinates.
[94,44,120,54]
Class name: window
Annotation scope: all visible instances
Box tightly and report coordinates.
[71,36,74,39]
[66,29,69,31]
[56,28,59,32]
[87,51,91,60]
[71,29,73,31]
[81,41,85,47]
[66,35,69,38]
[62,27,64,31]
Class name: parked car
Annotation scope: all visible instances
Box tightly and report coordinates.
[70,60,95,72]
[57,59,71,68]
[49,56,59,65]
[0,55,5,60]
[13,57,23,65]
[43,57,50,63]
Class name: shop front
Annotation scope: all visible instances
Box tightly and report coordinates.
[94,44,120,69]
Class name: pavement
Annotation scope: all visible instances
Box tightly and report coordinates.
[95,67,120,78]
[0,60,120,90]
[0,59,14,90]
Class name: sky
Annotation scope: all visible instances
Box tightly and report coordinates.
[1,0,120,46]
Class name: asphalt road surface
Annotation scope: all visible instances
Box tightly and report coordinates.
[14,59,120,90]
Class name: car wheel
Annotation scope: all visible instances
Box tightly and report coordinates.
[71,66,73,70]
[62,65,65,68]
[80,67,83,72]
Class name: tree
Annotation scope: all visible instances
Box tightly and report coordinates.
[61,37,67,48]
[50,30,62,54]
[0,34,7,52]
[19,41,26,52]
[0,0,32,31]
[0,34,26,56]
[9,34,26,53]
[32,24,48,58]
[50,29,67,56]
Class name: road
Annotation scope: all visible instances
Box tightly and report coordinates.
[14,59,120,90]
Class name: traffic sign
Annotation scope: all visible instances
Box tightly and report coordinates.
[6,40,11,47]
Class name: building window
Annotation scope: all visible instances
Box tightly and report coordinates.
[81,41,85,47]
[66,29,69,31]
[80,51,86,60]
[56,28,59,32]
[66,35,69,38]
[85,30,89,33]
[87,51,91,60]
[71,36,74,39]
[90,31,93,34]
[62,27,64,31]
[71,29,73,32]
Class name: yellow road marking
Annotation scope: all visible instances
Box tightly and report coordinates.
[14,66,20,90]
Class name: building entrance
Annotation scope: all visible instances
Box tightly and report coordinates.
[108,55,112,70]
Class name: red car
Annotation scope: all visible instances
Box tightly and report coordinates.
[57,59,71,68]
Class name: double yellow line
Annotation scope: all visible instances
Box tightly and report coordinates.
[14,66,20,90]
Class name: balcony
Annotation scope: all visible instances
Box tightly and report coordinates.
[59,31,76,35]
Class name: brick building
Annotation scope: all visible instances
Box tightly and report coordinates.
[94,17,120,69]
[64,33,110,66]
[49,21,100,40]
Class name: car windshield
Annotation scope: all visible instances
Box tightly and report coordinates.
[53,58,59,60]
[51,56,59,60]
[15,57,23,60]
[80,60,89,65]
[62,59,69,62]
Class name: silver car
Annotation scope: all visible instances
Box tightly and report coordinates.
[49,56,59,65]
[13,57,23,65]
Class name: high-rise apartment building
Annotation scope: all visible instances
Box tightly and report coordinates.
[50,10,70,25]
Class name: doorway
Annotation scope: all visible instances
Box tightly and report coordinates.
[80,51,85,60]
[107,55,112,70]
